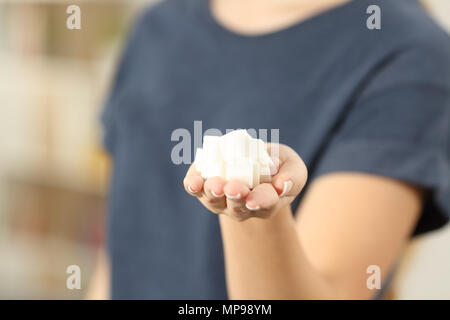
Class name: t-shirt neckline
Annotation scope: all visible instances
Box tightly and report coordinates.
[199,0,360,41]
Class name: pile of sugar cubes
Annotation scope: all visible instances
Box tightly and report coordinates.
[194,129,275,189]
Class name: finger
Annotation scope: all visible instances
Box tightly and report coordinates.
[245,183,279,212]
[271,146,308,198]
[223,179,251,215]
[203,176,226,199]
[183,165,204,196]
[202,177,227,212]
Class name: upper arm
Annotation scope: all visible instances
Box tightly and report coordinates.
[293,41,450,299]
[295,172,424,299]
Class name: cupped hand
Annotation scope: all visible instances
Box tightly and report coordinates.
[183,143,308,221]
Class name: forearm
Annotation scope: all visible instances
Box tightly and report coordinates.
[219,205,338,300]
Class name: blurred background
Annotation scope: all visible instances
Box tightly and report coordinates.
[0,0,448,299]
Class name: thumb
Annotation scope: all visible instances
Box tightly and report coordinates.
[270,144,308,198]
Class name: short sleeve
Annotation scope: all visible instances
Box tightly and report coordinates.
[100,10,151,155]
[313,41,450,236]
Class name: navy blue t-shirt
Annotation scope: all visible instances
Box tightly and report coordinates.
[101,0,450,299]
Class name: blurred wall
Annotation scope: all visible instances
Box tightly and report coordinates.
[0,0,157,299]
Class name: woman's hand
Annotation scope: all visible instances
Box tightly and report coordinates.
[183,143,308,221]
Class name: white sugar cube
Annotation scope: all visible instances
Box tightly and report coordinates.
[221,130,251,162]
[249,139,274,166]
[202,161,224,179]
[193,129,275,189]
[225,158,255,189]
[252,161,260,186]
[194,148,204,172]
[259,164,272,183]
[203,136,221,160]
[248,139,260,161]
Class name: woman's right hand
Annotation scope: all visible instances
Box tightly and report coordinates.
[183,143,308,221]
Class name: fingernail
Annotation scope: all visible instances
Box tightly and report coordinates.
[188,186,198,194]
[211,190,224,198]
[245,203,260,211]
[279,180,293,197]
[225,193,241,200]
